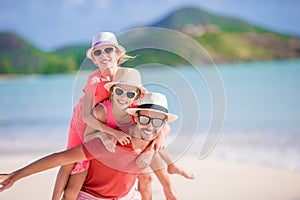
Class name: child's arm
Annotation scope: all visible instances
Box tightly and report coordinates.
[0,145,86,192]
[51,164,75,200]
[82,93,131,145]
[83,103,117,153]
[149,123,170,151]
[150,154,178,200]
[135,123,171,168]
[85,131,117,153]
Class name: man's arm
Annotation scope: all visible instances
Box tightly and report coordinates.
[0,145,86,192]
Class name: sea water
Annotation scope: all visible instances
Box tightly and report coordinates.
[0,59,299,170]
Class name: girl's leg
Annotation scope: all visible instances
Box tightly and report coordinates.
[137,173,153,200]
[62,170,88,200]
[159,149,195,179]
[52,164,74,200]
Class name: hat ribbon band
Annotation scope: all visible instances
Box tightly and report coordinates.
[93,41,106,47]
[137,104,168,113]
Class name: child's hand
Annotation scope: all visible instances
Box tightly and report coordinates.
[113,130,131,146]
[136,150,154,168]
[99,133,117,153]
[150,133,165,151]
[0,173,14,192]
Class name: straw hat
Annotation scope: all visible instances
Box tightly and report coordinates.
[104,68,147,94]
[126,92,178,122]
[86,32,126,59]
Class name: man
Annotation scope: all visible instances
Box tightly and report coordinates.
[0,92,179,200]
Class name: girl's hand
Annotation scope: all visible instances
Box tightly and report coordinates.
[0,173,15,192]
[113,130,131,146]
[98,133,117,153]
[150,133,165,151]
[135,150,154,168]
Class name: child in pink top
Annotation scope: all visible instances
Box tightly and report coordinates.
[52,32,135,200]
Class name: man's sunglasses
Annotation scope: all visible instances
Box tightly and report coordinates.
[137,114,166,128]
[113,86,138,99]
[93,47,115,57]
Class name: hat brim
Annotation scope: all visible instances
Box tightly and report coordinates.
[126,108,178,122]
[86,43,126,59]
[104,82,147,95]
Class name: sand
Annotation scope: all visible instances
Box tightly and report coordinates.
[1,153,300,200]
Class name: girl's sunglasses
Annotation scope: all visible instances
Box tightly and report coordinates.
[137,114,166,128]
[93,47,115,57]
[113,86,138,99]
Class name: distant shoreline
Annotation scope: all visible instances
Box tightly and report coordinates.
[1,58,300,77]
[0,74,24,79]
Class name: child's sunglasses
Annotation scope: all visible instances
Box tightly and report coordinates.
[93,47,115,57]
[113,86,138,99]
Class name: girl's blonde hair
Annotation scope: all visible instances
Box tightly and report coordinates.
[117,51,135,65]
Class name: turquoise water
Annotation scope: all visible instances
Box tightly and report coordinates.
[219,59,300,134]
[0,59,299,170]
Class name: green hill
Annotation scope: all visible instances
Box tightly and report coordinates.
[1,6,300,74]
[124,7,300,65]
[153,7,268,33]
[0,32,78,74]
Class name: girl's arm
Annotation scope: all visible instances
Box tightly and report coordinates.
[82,93,131,145]
[51,164,75,200]
[135,123,171,168]
[85,130,117,153]
[0,145,85,192]
[149,123,170,151]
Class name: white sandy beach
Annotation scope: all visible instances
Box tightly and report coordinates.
[1,153,300,200]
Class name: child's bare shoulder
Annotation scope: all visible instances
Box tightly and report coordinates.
[93,103,106,122]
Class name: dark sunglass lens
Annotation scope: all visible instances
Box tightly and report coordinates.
[104,47,114,54]
[93,49,102,56]
[152,119,164,127]
[115,88,124,96]
[126,92,136,99]
[139,115,150,125]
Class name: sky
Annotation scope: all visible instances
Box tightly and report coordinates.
[1,0,300,51]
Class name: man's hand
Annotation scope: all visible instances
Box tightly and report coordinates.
[0,173,15,192]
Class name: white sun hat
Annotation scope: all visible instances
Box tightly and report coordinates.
[86,32,126,59]
[104,68,147,94]
[126,92,178,122]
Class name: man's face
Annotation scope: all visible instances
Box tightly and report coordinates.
[135,110,167,141]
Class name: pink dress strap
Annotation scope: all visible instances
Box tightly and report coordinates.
[101,100,133,134]
[102,99,119,128]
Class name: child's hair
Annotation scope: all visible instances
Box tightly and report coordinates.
[117,53,135,65]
